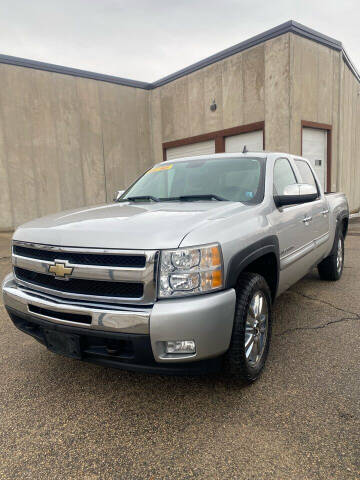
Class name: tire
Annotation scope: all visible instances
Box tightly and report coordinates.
[317,230,344,281]
[224,272,272,383]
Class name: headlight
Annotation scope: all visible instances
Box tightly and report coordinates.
[158,244,223,298]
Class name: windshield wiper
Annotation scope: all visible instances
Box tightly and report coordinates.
[174,194,228,202]
[123,194,228,203]
[125,195,160,202]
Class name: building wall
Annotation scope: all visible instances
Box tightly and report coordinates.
[289,35,341,192]
[150,34,291,162]
[289,34,360,212]
[338,62,360,212]
[0,64,152,230]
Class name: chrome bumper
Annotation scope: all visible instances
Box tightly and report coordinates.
[2,273,236,363]
[2,273,150,334]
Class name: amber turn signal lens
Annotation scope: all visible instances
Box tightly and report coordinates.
[211,246,221,266]
[211,269,223,288]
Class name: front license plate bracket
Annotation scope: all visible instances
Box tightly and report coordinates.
[44,329,82,359]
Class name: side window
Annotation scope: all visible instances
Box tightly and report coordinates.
[295,160,318,192]
[273,158,297,195]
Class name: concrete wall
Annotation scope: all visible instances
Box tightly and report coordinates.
[150,34,291,162]
[289,34,360,212]
[0,64,152,230]
[338,62,360,212]
[289,34,341,192]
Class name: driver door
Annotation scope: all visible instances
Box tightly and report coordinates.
[269,157,315,293]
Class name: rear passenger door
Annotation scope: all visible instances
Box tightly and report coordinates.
[294,158,330,255]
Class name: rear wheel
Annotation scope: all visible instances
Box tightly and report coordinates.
[318,230,344,281]
[224,273,272,383]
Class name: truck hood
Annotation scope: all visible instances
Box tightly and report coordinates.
[13,201,252,250]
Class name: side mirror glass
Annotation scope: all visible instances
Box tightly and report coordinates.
[113,190,125,202]
[274,183,318,207]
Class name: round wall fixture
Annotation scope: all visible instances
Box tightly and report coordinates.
[210,100,217,111]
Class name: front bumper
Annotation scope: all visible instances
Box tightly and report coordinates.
[2,273,236,374]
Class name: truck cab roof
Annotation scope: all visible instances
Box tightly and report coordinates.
[161,151,311,165]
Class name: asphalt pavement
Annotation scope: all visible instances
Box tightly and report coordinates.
[0,225,359,480]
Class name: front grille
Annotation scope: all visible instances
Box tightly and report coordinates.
[13,245,146,268]
[15,267,144,299]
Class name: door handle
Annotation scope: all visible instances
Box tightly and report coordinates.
[302,216,312,224]
[321,209,329,216]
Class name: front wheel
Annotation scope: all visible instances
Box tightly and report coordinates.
[317,230,344,281]
[224,272,272,383]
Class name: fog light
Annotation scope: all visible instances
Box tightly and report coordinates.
[165,340,196,354]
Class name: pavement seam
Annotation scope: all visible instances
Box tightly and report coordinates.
[275,316,359,336]
[288,291,360,318]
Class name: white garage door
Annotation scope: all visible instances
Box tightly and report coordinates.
[225,130,263,153]
[302,128,327,190]
[165,139,215,160]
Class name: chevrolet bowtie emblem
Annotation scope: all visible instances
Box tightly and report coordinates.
[48,262,73,278]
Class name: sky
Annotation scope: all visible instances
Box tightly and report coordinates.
[0,0,359,82]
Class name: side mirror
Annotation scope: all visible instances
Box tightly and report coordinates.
[113,190,125,202]
[274,183,318,207]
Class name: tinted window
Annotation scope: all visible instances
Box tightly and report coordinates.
[273,158,297,195]
[295,160,317,189]
[121,157,265,204]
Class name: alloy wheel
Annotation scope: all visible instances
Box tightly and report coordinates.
[245,291,269,367]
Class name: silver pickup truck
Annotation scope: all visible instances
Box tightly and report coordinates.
[2,152,349,382]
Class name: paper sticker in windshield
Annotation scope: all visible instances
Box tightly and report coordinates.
[148,164,173,173]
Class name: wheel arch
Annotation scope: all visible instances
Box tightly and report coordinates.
[338,213,349,239]
[329,210,349,256]
[340,216,349,238]
[226,236,280,301]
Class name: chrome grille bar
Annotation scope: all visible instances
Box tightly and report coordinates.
[12,241,158,305]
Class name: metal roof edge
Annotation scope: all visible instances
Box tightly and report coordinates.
[149,20,294,88]
[150,20,360,88]
[341,49,360,83]
[289,20,342,50]
[149,20,348,88]
[0,53,151,89]
[0,21,358,88]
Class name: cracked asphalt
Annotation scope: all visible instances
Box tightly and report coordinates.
[0,224,359,480]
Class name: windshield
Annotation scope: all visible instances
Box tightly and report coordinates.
[120,156,265,203]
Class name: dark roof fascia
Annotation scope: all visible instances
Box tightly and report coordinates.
[150,20,359,87]
[0,53,151,89]
[150,20,346,88]
[0,21,358,89]
[341,49,360,82]
[289,20,342,51]
[150,20,296,87]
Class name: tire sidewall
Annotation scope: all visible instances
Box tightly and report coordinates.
[318,227,345,281]
[225,273,272,382]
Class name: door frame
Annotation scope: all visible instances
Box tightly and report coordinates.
[301,120,332,193]
[162,121,265,161]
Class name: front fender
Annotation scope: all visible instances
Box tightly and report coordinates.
[225,235,280,292]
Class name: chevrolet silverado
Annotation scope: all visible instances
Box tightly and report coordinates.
[2,152,349,382]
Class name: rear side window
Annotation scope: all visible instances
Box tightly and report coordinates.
[273,158,297,195]
[295,160,318,190]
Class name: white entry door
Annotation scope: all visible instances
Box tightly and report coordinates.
[225,130,263,153]
[302,127,327,190]
[165,139,215,161]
